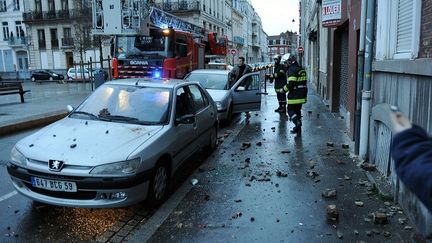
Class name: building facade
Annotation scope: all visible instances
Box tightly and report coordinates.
[23,0,105,71]
[267,31,297,61]
[0,0,28,78]
[154,0,267,65]
[301,0,432,236]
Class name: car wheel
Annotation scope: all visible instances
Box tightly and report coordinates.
[147,160,170,207]
[204,126,218,153]
[31,76,36,82]
[49,77,53,81]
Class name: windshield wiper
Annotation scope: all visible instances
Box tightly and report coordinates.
[98,115,159,125]
[70,111,99,120]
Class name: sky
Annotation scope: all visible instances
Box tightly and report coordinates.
[250,0,299,36]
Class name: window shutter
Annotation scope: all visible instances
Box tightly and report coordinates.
[396,0,413,54]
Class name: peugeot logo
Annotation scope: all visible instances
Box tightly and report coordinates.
[49,160,65,172]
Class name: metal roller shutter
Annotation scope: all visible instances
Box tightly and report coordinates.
[396,0,413,54]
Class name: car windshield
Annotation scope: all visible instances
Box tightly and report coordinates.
[72,84,171,125]
[116,29,170,58]
[185,73,229,90]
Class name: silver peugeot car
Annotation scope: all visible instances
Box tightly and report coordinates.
[185,70,263,124]
[7,79,218,208]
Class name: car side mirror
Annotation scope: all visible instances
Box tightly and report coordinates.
[67,105,74,113]
[175,114,196,125]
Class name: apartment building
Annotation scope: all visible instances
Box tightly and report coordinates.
[0,0,28,78]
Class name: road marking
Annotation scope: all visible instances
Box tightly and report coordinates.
[128,115,247,242]
[0,191,18,202]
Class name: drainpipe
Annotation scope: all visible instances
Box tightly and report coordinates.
[354,0,367,154]
[359,0,375,159]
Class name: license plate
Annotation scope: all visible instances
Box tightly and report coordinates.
[31,177,77,192]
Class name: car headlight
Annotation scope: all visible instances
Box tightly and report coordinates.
[215,101,223,110]
[10,146,27,166]
[90,158,141,176]
[52,74,58,77]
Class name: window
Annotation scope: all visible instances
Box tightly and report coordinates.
[35,0,41,12]
[13,0,19,10]
[176,35,188,57]
[238,74,259,91]
[50,29,58,48]
[15,21,23,38]
[175,87,194,118]
[376,0,421,59]
[61,0,69,10]
[63,28,71,39]
[38,29,46,49]
[0,1,6,12]
[48,0,55,12]
[2,22,9,40]
[188,85,206,112]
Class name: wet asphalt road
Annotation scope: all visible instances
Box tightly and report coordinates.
[0,87,428,242]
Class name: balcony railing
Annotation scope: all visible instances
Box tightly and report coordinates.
[8,36,27,47]
[61,37,74,47]
[153,0,200,12]
[23,9,91,22]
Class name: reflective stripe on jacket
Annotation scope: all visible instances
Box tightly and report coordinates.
[282,63,307,104]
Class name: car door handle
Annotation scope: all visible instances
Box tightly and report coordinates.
[256,92,268,95]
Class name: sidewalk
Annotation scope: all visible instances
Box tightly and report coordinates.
[0,81,92,135]
[127,87,425,242]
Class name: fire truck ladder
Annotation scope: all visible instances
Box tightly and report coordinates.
[148,7,204,38]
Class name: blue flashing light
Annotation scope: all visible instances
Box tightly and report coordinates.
[153,70,161,79]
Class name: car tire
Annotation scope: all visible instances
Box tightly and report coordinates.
[147,160,170,207]
[49,77,53,81]
[204,125,218,153]
[31,76,36,82]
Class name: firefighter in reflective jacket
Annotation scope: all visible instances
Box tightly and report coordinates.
[278,55,307,134]
[266,55,287,112]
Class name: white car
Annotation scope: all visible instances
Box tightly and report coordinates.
[7,79,218,208]
[185,69,263,123]
[67,67,91,80]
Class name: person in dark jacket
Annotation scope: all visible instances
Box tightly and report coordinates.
[279,55,307,134]
[266,55,287,112]
[229,56,252,88]
[390,109,432,212]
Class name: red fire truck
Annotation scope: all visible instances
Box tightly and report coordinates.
[92,0,228,79]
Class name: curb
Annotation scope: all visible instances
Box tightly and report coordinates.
[0,112,68,136]
[364,170,393,201]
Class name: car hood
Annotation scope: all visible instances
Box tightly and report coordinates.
[206,89,230,103]
[16,118,163,166]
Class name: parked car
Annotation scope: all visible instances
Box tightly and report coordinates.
[31,70,64,81]
[7,78,218,208]
[67,67,91,80]
[185,69,263,124]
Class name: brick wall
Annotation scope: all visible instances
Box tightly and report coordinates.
[420,0,432,58]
